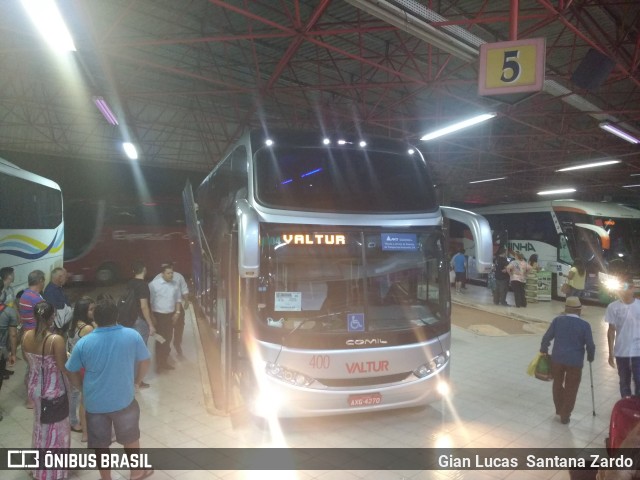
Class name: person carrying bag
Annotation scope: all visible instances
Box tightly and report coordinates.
[540,296,595,425]
[21,301,70,480]
[40,334,69,424]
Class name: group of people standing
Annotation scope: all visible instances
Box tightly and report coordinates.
[491,249,537,307]
[0,261,189,480]
[126,260,189,377]
[491,250,586,308]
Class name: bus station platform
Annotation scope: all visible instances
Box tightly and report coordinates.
[0,283,624,480]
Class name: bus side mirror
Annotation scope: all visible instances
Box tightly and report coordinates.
[236,199,260,278]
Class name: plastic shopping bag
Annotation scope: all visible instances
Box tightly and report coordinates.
[535,355,553,381]
[527,353,542,377]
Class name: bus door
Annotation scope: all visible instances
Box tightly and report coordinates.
[183,182,239,414]
[557,222,609,298]
[182,182,217,323]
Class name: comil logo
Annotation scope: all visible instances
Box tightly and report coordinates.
[8,450,39,468]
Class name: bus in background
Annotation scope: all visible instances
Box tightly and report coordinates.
[0,158,64,291]
[464,200,640,301]
[64,198,191,283]
[184,129,493,418]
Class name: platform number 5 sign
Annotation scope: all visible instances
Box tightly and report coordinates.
[478,38,545,96]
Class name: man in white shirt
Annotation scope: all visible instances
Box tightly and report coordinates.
[606,272,640,397]
[149,264,182,371]
[154,263,189,356]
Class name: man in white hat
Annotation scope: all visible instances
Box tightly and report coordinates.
[540,296,595,424]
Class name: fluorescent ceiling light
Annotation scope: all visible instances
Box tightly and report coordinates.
[122,142,138,160]
[344,0,477,62]
[630,173,640,176]
[623,184,640,188]
[537,188,576,196]
[469,177,506,184]
[92,96,119,126]
[421,113,496,141]
[21,0,76,52]
[599,123,640,144]
[556,160,621,172]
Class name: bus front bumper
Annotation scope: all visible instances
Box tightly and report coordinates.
[247,365,450,418]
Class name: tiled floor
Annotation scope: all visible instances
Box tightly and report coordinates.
[0,284,623,479]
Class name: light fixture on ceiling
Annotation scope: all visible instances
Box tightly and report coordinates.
[92,96,119,126]
[469,177,507,184]
[622,184,640,188]
[599,123,640,144]
[344,0,477,62]
[537,188,576,196]
[421,113,496,141]
[21,0,76,52]
[122,142,138,160]
[556,159,621,172]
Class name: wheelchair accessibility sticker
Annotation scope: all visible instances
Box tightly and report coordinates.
[348,313,365,332]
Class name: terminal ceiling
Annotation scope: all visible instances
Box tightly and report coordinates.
[1,0,639,207]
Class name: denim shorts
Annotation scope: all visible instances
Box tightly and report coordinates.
[86,399,140,448]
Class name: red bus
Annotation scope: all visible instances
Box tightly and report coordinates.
[64,198,191,283]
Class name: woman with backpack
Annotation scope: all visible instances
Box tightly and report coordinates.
[66,296,95,442]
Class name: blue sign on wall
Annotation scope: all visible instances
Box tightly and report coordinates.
[381,233,418,251]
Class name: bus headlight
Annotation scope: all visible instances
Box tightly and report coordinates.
[604,277,622,291]
[600,272,622,291]
[412,353,448,378]
[266,362,315,387]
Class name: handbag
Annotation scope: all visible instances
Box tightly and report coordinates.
[535,354,553,381]
[40,334,69,424]
[561,282,571,295]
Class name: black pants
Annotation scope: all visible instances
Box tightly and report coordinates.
[493,278,509,305]
[154,312,174,368]
[0,355,5,392]
[173,310,185,350]
[511,280,527,307]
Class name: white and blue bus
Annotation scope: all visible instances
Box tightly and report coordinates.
[184,130,492,417]
[464,200,640,301]
[0,158,64,292]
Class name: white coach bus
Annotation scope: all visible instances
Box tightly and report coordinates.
[0,158,64,291]
[465,200,640,301]
[184,129,493,418]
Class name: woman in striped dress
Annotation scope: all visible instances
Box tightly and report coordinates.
[22,301,70,480]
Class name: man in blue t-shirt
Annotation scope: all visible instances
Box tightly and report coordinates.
[66,294,152,480]
[451,248,467,294]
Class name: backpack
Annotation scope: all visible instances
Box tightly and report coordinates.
[116,287,138,327]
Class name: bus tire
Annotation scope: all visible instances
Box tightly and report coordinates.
[96,263,118,284]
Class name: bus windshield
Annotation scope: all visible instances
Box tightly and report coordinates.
[256,226,448,334]
[599,217,640,271]
[253,146,437,213]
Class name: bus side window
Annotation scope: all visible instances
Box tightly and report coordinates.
[558,235,573,264]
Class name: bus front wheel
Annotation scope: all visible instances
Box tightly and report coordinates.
[96,263,118,284]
